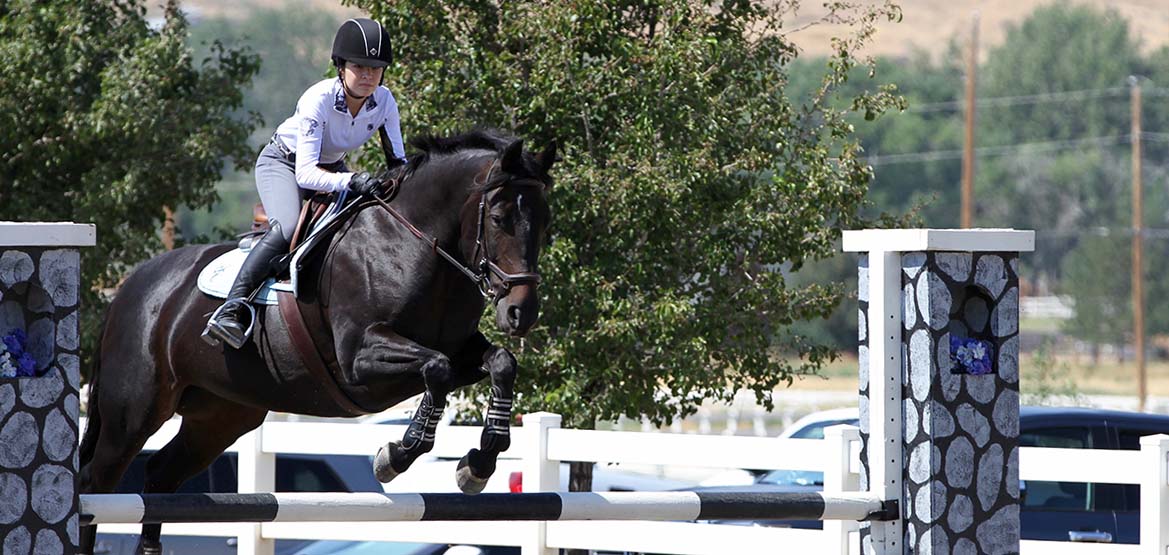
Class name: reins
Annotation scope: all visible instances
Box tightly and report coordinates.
[366,164,542,301]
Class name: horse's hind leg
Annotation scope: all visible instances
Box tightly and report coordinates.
[78,397,173,555]
[134,392,267,555]
[453,334,516,494]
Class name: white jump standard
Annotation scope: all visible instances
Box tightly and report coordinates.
[1,227,1036,555]
[845,228,1034,555]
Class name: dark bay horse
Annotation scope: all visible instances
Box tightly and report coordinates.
[78,130,555,555]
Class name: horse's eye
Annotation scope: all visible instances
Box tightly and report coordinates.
[490,214,505,227]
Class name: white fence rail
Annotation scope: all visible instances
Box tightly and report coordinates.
[86,414,1169,555]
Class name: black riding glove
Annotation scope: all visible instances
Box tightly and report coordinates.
[348,172,381,196]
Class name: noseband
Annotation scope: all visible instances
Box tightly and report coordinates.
[371,168,544,302]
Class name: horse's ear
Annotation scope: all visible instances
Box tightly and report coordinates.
[534,139,557,174]
[500,139,524,173]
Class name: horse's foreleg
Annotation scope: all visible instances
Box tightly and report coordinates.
[456,343,517,495]
[361,325,457,484]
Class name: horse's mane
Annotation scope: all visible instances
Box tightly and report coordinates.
[402,129,549,191]
[410,129,519,162]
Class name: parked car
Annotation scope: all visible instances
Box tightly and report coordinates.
[689,406,1169,545]
[95,449,512,555]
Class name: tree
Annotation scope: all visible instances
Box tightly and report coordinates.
[973,4,1169,281]
[188,2,340,147]
[349,0,904,431]
[0,1,260,361]
[1061,234,1132,359]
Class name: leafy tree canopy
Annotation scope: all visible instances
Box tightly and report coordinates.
[974,3,1169,281]
[349,0,906,427]
[0,0,260,352]
[188,2,340,147]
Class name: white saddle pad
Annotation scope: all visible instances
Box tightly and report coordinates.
[197,248,291,306]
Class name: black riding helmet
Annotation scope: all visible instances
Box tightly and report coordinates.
[332,18,392,69]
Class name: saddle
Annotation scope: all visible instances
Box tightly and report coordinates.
[243,190,332,253]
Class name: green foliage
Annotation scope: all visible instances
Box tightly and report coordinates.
[0,1,260,365]
[1060,234,1132,346]
[974,4,1169,277]
[981,4,1141,144]
[176,3,340,239]
[187,2,339,146]
[349,0,906,427]
[1021,339,1083,406]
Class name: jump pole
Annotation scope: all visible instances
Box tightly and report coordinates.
[845,228,1034,555]
[81,491,891,525]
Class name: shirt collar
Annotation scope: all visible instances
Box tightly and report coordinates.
[332,78,378,114]
[332,80,347,114]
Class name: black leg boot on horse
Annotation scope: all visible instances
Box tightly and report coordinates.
[202,221,290,349]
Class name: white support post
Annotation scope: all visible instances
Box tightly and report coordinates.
[824,425,862,555]
[521,412,561,555]
[236,425,276,555]
[866,250,903,554]
[846,229,1033,555]
[1140,434,1169,555]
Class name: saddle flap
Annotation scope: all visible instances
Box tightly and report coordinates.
[197,249,290,305]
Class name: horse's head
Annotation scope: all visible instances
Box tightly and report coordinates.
[466,138,556,337]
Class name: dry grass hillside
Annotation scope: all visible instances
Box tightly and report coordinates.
[173,0,1169,60]
[788,0,1169,59]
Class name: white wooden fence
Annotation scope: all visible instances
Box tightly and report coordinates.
[87,413,1169,555]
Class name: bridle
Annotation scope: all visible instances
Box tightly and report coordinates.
[369,164,544,301]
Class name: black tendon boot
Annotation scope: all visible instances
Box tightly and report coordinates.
[202,221,290,349]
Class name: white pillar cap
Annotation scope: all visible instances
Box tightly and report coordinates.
[0,222,96,247]
[842,228,1034,253]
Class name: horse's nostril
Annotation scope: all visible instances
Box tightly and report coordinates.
[508,305,522,325]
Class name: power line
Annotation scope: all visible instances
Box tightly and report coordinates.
[867,134,1135,166]
[906,86,1169,114]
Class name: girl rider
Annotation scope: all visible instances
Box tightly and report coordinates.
[203,18,405,349]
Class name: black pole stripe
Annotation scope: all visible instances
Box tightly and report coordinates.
[695,492,826,521]
[419,493,562,521]
[141,493,280,524]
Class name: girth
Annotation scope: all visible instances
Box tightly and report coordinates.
[277,290,371,416]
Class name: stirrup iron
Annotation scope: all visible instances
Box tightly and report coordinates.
[200,298,257,348]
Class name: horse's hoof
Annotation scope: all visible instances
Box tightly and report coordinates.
[374,441,404,483]
[456,449,492,495]
[135,539,162,555]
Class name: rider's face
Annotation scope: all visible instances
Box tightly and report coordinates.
[343,62,383,97]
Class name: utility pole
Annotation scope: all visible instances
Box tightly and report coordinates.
[162,206,176,251]
[1130,76,1145,411]
[961,12,979,228]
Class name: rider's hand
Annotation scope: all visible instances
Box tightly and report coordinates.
[348,172,381,196]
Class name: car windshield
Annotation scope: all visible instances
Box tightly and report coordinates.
[758,417,858,486]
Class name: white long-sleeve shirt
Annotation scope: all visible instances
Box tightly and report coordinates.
[273,78,406,192]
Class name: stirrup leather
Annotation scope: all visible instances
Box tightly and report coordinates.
[200,298,258,348]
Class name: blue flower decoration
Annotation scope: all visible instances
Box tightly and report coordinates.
[2,330,24,357]
[950,335,994,375]
[0,328,38,378]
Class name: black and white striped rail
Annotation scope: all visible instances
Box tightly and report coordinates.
[81,491,895,525]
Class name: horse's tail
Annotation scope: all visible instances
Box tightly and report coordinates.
[78,309,108,470]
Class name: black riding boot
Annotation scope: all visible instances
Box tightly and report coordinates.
[202,221,290,349]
